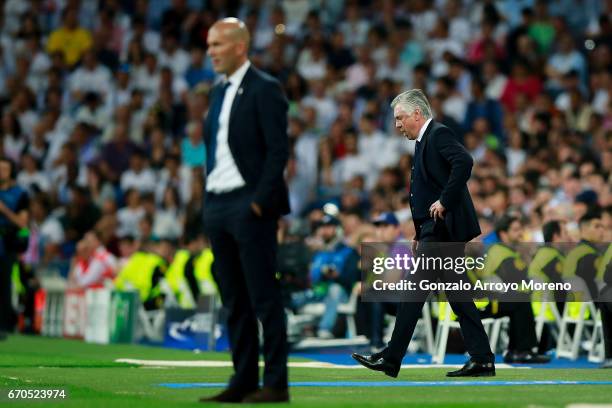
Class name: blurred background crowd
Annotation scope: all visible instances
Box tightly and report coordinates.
[0,0,611,339]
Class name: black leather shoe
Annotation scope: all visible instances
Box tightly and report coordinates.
[199,387,254,403]
[357,348,387,363]
[351,352,400,378]
[446,360,495,377]
[503,351,551,364]
[242,387,289,403]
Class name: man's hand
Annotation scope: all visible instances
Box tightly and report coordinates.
[0,200,8,215]
[0,200,27,228]
[250,202,263,217]
[323,266,339,279]
[429,200,445,221]
[411,239,418,255]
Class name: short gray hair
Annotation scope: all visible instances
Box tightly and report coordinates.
[390,89,433,120]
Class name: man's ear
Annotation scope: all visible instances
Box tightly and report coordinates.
[236,41,248,57]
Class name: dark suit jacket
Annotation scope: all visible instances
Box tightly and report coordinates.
[204,65,291,217]
[415,120,481,242]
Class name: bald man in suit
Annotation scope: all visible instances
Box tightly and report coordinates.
[200,18,290,403]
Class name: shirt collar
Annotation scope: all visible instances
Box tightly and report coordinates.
[225,60,251,87]
[417,118,432,142]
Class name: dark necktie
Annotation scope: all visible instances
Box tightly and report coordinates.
[415,139,422,159]
[206,81,231,174]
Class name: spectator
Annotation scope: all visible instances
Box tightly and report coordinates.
[27,193,64,263]
[120,150,156,193]
[180,120,205,168]
[296,34,328,81]
[482,60,507,100]
[158,32,190,77]
[1,111,24,163]
[464,78,504,140]
[155,154,191,205]
[99,123,140,184]
[153,186,184,240]
[528,0,556,55]
[46,7,92,67]
[16,153,50,194]
[68,230,117,288]
[184,46,214,88]
[61,185,101,245]
[292,215,359,338]
[116,188,145,239]
[546,33,588,92]
[339,4,370,48]
[500,60,543,112]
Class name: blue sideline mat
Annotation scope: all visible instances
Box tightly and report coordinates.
[159,380,612,389]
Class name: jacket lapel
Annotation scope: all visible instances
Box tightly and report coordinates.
[417,120,435,182]
[229,66,253,122]
[204,84,224,146]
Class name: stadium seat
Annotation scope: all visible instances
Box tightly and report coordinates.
[137,307,165,342]
[531,276,563,342]
[382,302,435,355]
[556,277,597,360]
[588,310,605,363]
[432,301,500,364]
[298,282,361,338]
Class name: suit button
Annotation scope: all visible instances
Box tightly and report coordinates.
[410,193,413,197]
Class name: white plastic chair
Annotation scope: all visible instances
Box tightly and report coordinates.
[298,282,361,338]
[432,301,499,364]
[588,310,605,363]
[531,276,563,342]
[556,276,598,360]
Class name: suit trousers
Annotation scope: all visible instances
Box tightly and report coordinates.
[203,187,288,390]
[385,218,494,365]
[0,251,16,332]
[598,286,612,358]
[480,301,537,352]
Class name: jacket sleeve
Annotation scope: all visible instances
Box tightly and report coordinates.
[252,78,289,212]
[433,127,474,210]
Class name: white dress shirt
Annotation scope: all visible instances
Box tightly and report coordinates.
[206,60,251,193]
[417,118,433,143]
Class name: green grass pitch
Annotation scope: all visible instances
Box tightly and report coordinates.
[1,335,611,407]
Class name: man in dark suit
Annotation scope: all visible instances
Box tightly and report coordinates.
[199,18,290,403]
[352,89,495,378]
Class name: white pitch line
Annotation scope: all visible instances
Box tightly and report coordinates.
[115,358,526,369]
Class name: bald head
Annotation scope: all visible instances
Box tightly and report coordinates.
[212,18,250,45]
[207,18,250,76]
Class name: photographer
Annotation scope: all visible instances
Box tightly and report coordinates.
[0,157,29,338]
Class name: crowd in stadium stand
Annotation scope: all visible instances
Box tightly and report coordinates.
[1,0,611,343]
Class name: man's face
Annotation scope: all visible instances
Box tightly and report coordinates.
[502,220,523,243]
[553,224,570,242]
[376,224,399,242]
[394,105,419,140]
[130,156,144,171]
[83,232,100,250]
[317,224,337,243]
[157,241,175,262]
[0,161,12,183]
[581,218,604,243]
[207,25,244,76]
